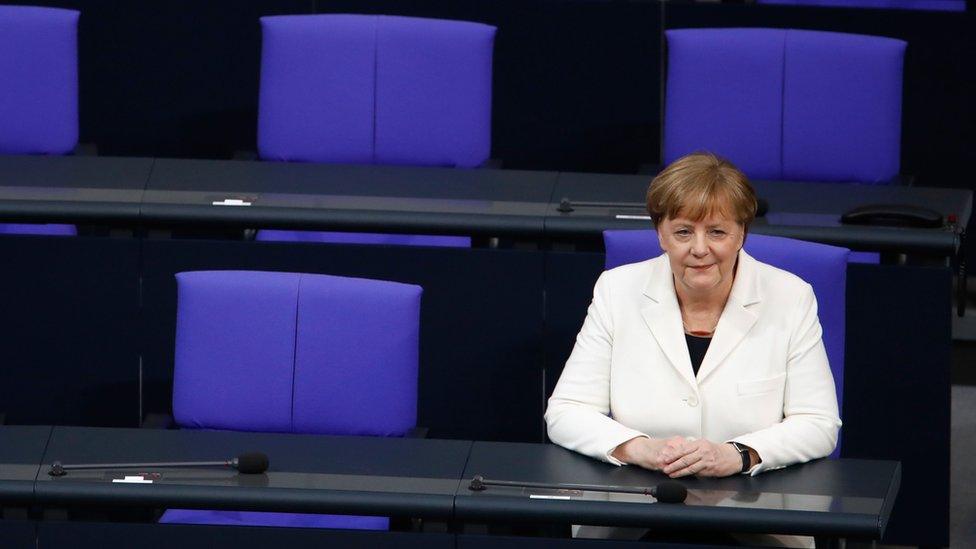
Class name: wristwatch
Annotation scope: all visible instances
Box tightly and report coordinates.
[730,442,751,473]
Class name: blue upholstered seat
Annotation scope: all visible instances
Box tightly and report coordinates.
[664,28,906,185]
[160,270,423,529]
[0,6,79,237]
[255,14,496,247]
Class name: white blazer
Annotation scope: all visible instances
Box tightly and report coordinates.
[545,250,841,475]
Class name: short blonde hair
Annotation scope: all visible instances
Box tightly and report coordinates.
[646,152,757,229]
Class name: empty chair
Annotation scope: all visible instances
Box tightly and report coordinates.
[664,28,906,184]
[0,5,79,236]
[256,14,496,247]
[160,270,422,529]
[603,230,848,456]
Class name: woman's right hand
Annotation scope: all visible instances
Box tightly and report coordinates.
[611,436,688,471]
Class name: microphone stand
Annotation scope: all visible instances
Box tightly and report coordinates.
[469,475,655,495]
[48,459,235,477]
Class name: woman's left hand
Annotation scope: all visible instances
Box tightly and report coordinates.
[660,439,742,478]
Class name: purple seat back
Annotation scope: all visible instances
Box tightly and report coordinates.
[665,29,785,180]
[256,230,471,248]
[604,230,847,456]
[0,223,77,236]
[293,273,420,436]
[160,510,387,530]
[758,0,965,11]
[258,14,495,168]
[173,270,421,436]
[664,28,905,184]
[0,6,78,154]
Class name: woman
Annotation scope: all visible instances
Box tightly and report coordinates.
[545,153,841,478]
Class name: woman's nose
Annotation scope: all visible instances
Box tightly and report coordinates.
[690,233,709,255]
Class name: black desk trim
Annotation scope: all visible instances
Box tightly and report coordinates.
[0,156,969,255]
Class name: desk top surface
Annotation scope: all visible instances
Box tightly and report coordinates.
[0,155,969,254]
[456,441,899,537]
[550,172,972,253]
[35,426,471,518]
[0,426,901,538]
[0,156,150,221]
[140,159,557,236]
[0,425,54,503]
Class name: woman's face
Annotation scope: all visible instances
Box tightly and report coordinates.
[657,212,744,295]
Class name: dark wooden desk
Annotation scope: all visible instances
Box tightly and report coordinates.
[457,441,899,540]
[0,155,969,256]
[0,427,903,548]
[548,171,970,255]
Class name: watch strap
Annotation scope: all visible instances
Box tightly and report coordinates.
[731,442,750,473]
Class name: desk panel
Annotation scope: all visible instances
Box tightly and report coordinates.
[456,442,899,538]
[0,236,140,427]
[459,534,730,549]
[0,426,52,504]
[38,521,453,549]
[0,522,34,549]
[0,156,150,224]
[547,172,971,254]
[37,427,470,518]
[142,159,557,236]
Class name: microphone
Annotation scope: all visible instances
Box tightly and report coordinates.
[468,475,687,503]
[47,452,269,477]
[650,481,688,503]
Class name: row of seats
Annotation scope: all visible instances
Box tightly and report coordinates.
[0,6,908,184]
[2,8,910,237]
[152,229,848,529]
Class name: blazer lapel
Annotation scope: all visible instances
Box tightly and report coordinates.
[639,256,698,390]
[696,250,762,383]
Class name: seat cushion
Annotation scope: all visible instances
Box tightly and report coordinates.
[0,6,78,154]
[173,271,300,432]
[258,15,376,163]
[293,274,422,436]
[782,30,905,183]
[374,16,495,167]
[256,230,471,248]
[664,28,786,180]
[0,223,76,236]
[160,509,389,530]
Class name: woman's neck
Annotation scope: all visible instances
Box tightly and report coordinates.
[674,276,734,313]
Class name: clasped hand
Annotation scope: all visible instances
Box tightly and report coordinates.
[613,436,741,478]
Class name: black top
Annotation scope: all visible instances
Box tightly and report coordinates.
[35,426,471,519]
[685,333,711,375]
[458,441,902,539]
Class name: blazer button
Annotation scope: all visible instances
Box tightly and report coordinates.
[685,395,699,407]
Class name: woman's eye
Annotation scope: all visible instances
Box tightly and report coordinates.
[675,230,691,237]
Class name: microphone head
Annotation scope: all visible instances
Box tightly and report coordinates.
[236,452,269,474]
[653,481,687,503]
